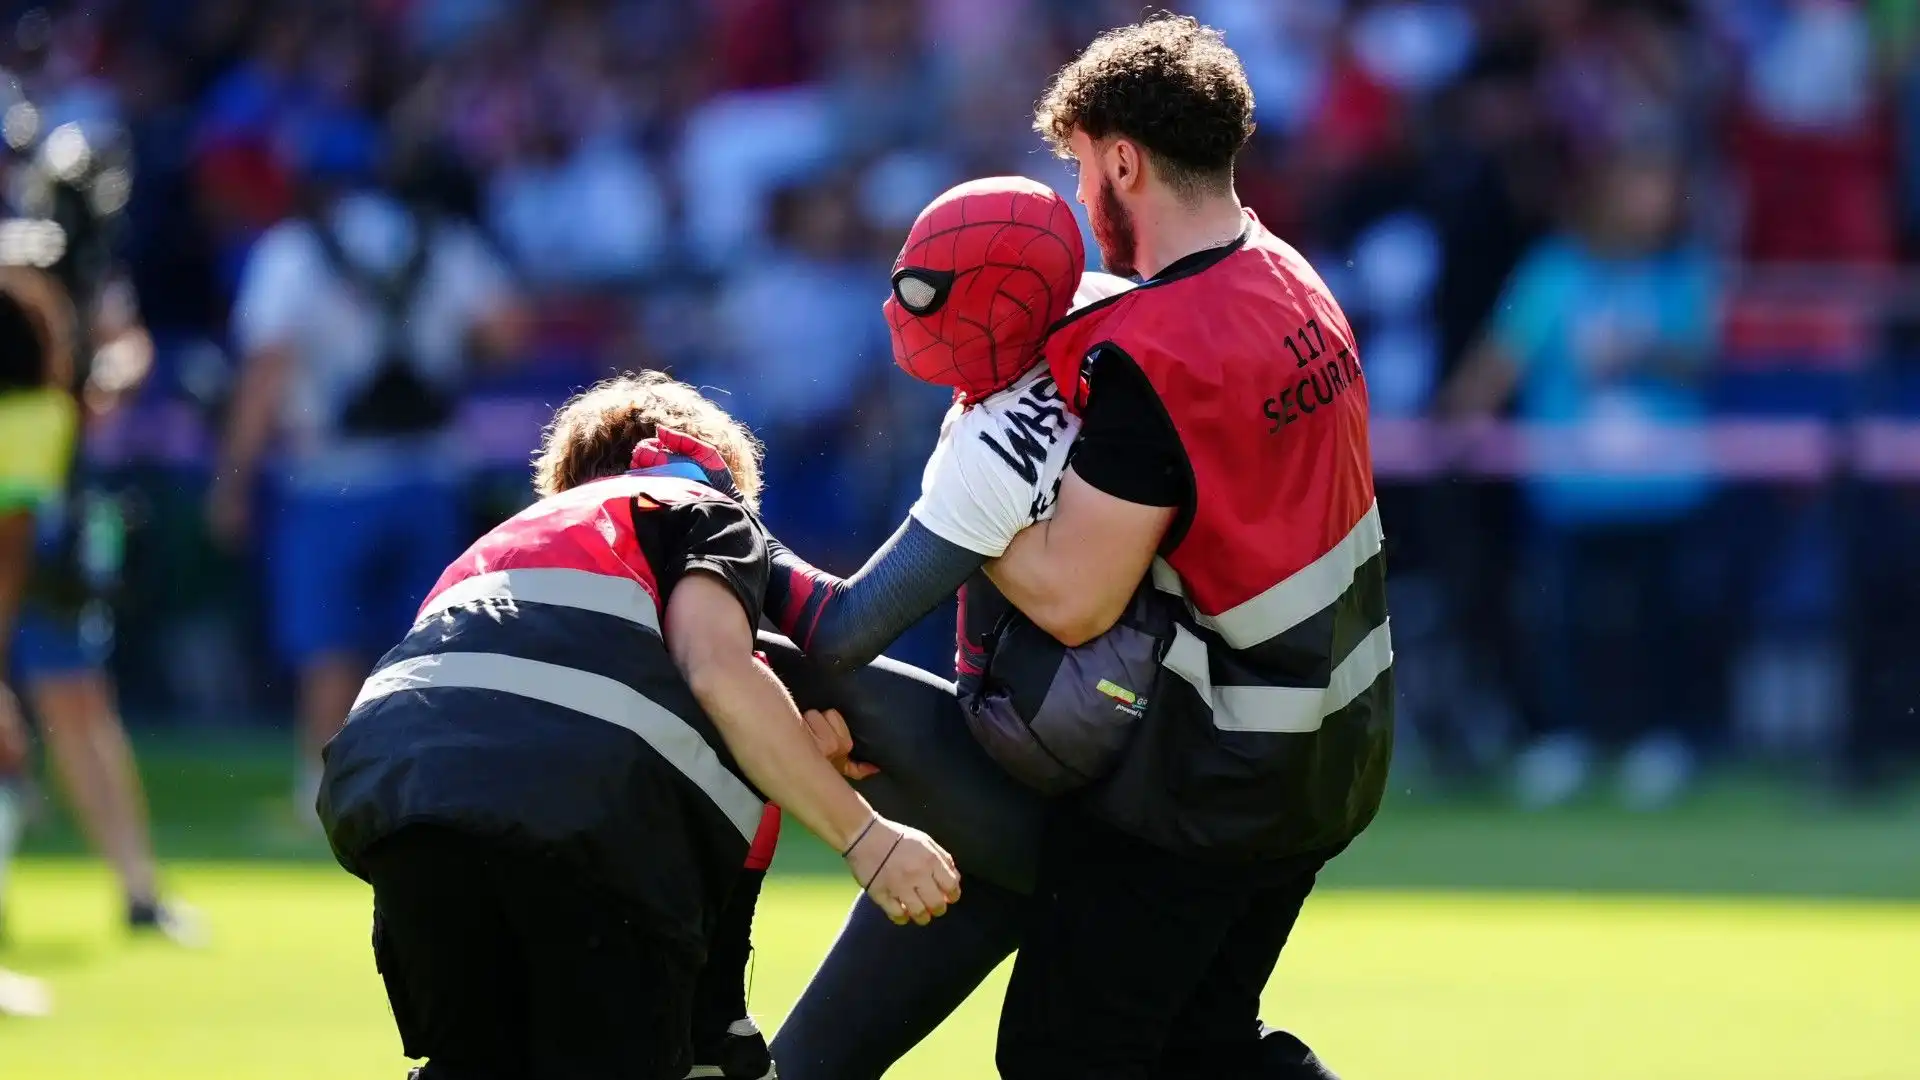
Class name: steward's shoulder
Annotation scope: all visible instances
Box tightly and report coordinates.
[1072,271,1136,310]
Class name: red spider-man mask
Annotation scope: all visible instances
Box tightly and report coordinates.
[885,176,1085,404]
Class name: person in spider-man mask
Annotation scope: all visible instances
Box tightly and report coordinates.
[882,175,1126,403]
[673,176,1310,1080]
[781,175,1134,678]
[674,174,1138,1080]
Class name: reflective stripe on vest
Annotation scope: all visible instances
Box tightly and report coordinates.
[1151,501,1383,650]
[419,566,663,634]
[1161,618,1393,734]
[363,561,763,842]
[1150,499,1393,733]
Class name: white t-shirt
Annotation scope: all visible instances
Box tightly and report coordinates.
[231,192,512,482]
[908,272,1133,557]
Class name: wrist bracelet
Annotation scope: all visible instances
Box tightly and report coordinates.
[840,815,880,859]
[862,834,906,893]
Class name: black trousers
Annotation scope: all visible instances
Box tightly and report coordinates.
[1845,487,1920,782]
[757,634,1043,892]
[757,636,1338,1080]
[361,826,700,1080]
[1522,517,1726,746]
[997,808,1338,1080]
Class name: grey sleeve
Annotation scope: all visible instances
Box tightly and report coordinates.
[764,517,986,676]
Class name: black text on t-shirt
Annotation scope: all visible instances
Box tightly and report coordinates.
[976,376,1071,485]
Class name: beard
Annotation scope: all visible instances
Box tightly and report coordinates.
[1092,178,1138,278]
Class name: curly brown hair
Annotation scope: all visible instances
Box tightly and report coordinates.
[1034,13,1254,197]
[532,371,763,508]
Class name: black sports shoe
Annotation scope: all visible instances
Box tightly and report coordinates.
[1258,1023,1340,1079]
[687,1017,777,1079]
[128,898,210,948]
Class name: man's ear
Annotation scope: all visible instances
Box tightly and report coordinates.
[1109,138,1147,194]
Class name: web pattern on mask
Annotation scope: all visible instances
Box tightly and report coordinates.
[888,189,1081,403]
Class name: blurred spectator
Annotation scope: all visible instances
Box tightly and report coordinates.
[823,0,937,159]
[1535,0,1697,165]
[1444,147,1724,810]
[1727,0,1894,263]
[485,114,667,287]
[709,177,884,436]
[1193,0,1342,137]
[1427,34,1562,374]
[677,83,836,268]
[209,137,526,822]
[708,0,819,92]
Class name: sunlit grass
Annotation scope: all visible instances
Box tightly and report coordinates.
[1,859,1912,1079]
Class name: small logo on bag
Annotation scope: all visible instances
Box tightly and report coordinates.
[1096,679,1146,718]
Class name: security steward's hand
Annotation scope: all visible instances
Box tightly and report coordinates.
[630,428,744,503]
[842,816,961,926]
[801,707,879,781]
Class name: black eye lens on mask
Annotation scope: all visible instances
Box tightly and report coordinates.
[891,267,954,315]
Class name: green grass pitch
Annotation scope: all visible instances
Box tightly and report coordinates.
[2,857,1915,1079]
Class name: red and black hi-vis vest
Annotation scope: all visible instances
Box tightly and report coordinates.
[318,472,764,939]
[1041,211,1394,861]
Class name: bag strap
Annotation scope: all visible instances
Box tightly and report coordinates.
[309,205,435,354]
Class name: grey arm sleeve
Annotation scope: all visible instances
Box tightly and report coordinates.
[764,516,986,675]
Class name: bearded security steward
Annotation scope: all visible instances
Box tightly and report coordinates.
[979,17,1393,1079]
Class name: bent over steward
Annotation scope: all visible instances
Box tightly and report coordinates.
[316,372,959,1080]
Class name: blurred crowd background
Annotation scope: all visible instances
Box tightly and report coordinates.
[7,0,1920,812]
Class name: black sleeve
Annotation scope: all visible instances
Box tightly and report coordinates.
[763,517,985,675]
[1066,344,1191,509]
[639,496,770,629]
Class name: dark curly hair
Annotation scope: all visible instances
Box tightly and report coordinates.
[1035,14,1254,197]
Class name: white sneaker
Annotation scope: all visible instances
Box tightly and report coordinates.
[0,968,51,1017]
[1618,732,1695,812]
[1513,733,1593,810]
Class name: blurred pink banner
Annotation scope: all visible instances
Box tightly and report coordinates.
[84,401,1920,482]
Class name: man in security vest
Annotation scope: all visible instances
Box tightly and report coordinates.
[982,16,1393,1079]
[317,372,960,1080]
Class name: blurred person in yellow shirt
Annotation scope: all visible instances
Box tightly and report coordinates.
[0,264,202,951]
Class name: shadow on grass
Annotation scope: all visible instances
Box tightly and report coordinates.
[0,939,106,974]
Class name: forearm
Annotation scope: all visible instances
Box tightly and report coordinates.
[0,511,32,673]
[763,531,839,641]
[983,520,1097,644]
[766,519,983,674]
[984,470,1173,647]
[1439,342,1519,418]
[687,652,875,853]
[216,348,292,480]
[756,633,1046,894]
